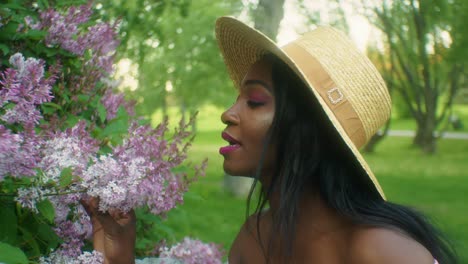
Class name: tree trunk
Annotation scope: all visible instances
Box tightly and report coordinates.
[413,117,437,154]
[252,0,286,40]
[363,119,391,153]
[223,175,254,198]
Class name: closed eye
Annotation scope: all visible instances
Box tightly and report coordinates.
[247,100,265,108]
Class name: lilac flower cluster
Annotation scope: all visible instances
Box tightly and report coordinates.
[0,53,58,179]
[37,3,93,55]
[39,120,100,184]
[0,34,180,261]
[0,53,56,125]
[159,237,224,264]
[81,118,197,214]
[35,3,118,75]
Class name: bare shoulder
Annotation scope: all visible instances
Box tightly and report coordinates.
[229,212,270,264]
[348,226,434,264]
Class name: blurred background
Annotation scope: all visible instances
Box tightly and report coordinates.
[96,0,468,261]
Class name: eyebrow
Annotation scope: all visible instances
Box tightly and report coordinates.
[242,79,272,92]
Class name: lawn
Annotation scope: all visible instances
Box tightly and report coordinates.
[155,106,468,262]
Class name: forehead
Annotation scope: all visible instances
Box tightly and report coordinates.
[241,59,273,89]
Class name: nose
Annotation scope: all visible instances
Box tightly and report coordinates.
[221,104,239,126]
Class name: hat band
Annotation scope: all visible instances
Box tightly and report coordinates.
[282,42,367,148]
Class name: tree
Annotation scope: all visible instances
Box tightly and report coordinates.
[298,0,350,33]
[98,0,242,123]
[151,0,242,126]
[252,0,286,40]
[96,0,190,117]
[363,0,468,153]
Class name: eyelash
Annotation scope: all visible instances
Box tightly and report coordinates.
[247,100,265,108]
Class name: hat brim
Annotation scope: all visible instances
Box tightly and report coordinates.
[215,16,385,199]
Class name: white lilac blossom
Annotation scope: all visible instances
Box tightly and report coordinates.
[14,187,50,213]
[39,120,99,183]
[39,250,104,264]
[159,237,224,264]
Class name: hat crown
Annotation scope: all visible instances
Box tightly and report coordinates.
[282,26,391,147]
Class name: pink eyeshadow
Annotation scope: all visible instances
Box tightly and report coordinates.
[248,91,271,102]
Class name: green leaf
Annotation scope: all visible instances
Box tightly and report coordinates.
[97,102,107,123]
[101,118,128,137]
[59,167,73,188]
[77,94,90,102]
[0,205,18,244]
[56,0,88,7]
[0,43,10,56]
[36,199,55,224]
[0,23,19,41]
[37,0,50,9]
[17,226,40,257]
[0,4,27,11]
[41,102,62,110]
[65,114,80,128]
[17,29,47,40]
[0,242,28,264]
[41,102,62,115]
[37,222,60,249]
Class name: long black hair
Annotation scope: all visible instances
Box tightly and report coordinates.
[246,54,458,263]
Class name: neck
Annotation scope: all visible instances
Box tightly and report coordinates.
[267,188,348,235]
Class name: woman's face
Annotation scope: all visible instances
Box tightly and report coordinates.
[220,59,276,177]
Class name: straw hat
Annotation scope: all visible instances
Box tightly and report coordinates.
[215,16,391,199]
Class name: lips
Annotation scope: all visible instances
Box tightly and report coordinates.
[219,132,241,155]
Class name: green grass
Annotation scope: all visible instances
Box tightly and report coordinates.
[391,104,468,132]
[364,138,468,261]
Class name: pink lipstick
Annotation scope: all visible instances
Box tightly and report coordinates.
[219,132,241,155]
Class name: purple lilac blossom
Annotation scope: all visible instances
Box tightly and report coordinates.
[159,237,224,264]
[36,4,118,76]
[0,125,42,179]
[100,88,135,121]
[101,89,126,120]
[81,120,196,214]
[38,5,90,55]
[1,53,56,125]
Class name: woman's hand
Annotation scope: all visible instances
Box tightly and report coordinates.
[81,197,136,264]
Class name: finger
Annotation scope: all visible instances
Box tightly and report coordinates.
[80,196,100,216]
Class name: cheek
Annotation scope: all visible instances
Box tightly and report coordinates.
[246,109,275,149]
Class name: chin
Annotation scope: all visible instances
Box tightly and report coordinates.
[223,162,254,177]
